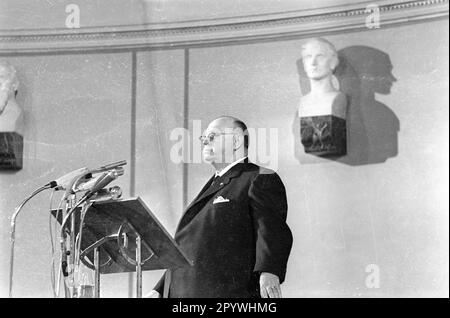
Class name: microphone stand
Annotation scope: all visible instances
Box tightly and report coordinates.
[59,171,94,298]
[8,161,127,298]
[9,184,52,298]
[60,194,90,298]
[59,167,123,297]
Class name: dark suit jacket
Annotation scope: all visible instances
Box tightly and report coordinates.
[154,160,293,298]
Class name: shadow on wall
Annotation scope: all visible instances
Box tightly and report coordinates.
[293,46,400,166]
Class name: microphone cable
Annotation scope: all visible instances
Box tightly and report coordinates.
[48,188,56,298]
[53,192,68,297]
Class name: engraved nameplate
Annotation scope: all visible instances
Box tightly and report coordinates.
[300,115,346,157]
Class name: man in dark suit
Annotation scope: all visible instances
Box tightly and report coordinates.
[150,116,292,298]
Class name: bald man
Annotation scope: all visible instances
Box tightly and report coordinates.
[151,116,292,298]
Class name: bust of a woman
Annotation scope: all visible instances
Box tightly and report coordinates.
[298,38,347,156]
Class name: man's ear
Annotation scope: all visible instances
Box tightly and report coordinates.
[233,134,244,151]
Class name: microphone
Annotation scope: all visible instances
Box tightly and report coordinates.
[84,169,121,198]
[91,160,127,174]
[49,161,126,190]
[51,167,90,190]
[73,173,106,193]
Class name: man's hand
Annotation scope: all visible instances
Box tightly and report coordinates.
[259,272,281,298]
[144,290,161,298]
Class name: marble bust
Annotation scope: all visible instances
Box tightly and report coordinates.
[298,38,347,156]
[0,61,23,169]
[0,62,23,134]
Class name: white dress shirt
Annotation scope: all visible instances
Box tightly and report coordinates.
[215,156,248,178]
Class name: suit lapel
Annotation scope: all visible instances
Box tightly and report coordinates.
[192,161,246,208]
[183,174,215,213]
[176,161,248,232]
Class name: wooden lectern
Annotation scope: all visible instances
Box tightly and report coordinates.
[53,197,192,298]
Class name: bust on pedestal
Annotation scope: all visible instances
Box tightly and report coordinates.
[298,38,347,157]
[0,62,24,170]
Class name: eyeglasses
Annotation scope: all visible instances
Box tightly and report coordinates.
[198,133,235,144]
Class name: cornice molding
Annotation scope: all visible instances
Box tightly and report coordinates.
[0,0,448,53]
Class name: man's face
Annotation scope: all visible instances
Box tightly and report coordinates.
[201,119,236,165]
[302,41,336,80]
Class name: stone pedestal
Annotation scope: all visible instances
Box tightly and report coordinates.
[0,132,23,170]
[300,115,346,157]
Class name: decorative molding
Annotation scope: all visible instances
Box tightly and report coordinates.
[0,0,448,53]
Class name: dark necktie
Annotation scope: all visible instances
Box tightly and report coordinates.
[210,174,219,186]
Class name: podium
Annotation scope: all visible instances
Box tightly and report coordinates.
[52,196,192,298]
